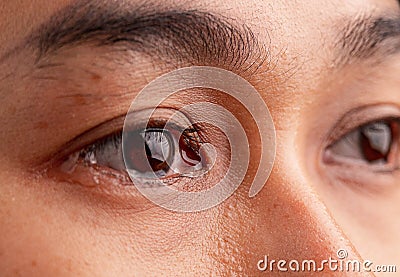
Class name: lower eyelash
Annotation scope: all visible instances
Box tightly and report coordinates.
[80,132,123,164]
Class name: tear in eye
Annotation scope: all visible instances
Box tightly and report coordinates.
[327,119,399,165]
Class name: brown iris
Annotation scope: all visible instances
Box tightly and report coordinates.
[123,128,202,177]
[360,121,394,163]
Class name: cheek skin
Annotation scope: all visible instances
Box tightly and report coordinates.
[0,161,250,275]
[0,170,247,276]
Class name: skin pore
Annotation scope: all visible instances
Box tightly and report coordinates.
[0,0,400,276]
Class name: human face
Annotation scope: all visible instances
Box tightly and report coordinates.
[1,0,399,276]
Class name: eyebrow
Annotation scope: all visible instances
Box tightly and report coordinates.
[338,14,400,65]
[26,1,266,72]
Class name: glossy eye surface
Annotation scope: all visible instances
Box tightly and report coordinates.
[124,129,174,176]
[79,125,204,179]
[326,119,399,165]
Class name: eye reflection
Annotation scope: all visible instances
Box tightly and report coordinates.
[327,119,399,165]
[79,125,204,179]
[124,129,174,177]
[360,122,392,162]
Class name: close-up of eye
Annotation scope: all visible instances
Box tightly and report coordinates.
[325,118,400,169]
[78,124,204,179]
[3,0,400,275]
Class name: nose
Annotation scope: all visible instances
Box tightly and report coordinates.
[239,130,378,276]
[211,135,374,276]
[249,170,372,276]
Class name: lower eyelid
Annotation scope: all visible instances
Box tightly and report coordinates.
[49,159,132,188]
[321,163,400,194]
[44,162,163,213]
[324,148,398,172]
[49,156,217,198]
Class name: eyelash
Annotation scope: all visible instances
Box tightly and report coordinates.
[317,113,400,192]
[325,116,399,162]
[47,102,400,199]
[79,131,124,168]
[75,120,205,178]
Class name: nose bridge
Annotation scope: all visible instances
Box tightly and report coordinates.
[247,169,373,276]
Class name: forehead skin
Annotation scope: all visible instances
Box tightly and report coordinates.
[0,0,400,276]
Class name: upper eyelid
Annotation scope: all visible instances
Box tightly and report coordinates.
[44,107,201,169]
[38,115,127,170]
[324,104,400,146]
[123,108,195,131]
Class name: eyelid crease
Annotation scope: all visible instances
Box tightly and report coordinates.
[324,104,400,146]
[40,107,203,172]
[124,107,194,132]
[37,115,127,171]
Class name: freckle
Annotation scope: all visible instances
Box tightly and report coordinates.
[91,73,102,81]
[34,121,49,129]
[9,106,17,115]
[31,260,37,267]
[74,96,87,105]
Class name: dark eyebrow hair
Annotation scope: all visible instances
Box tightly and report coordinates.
[337,14,400,65]
[27,1,267,72]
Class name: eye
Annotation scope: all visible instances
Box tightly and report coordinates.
[79,125,204,179]
[326,119,399,167]
[124,129,175,176]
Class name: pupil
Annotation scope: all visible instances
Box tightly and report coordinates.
[360,122,392,163]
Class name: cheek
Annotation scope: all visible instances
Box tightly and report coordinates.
[0,166,244,275]
[0,172,92,276]
[0,169,147,276]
